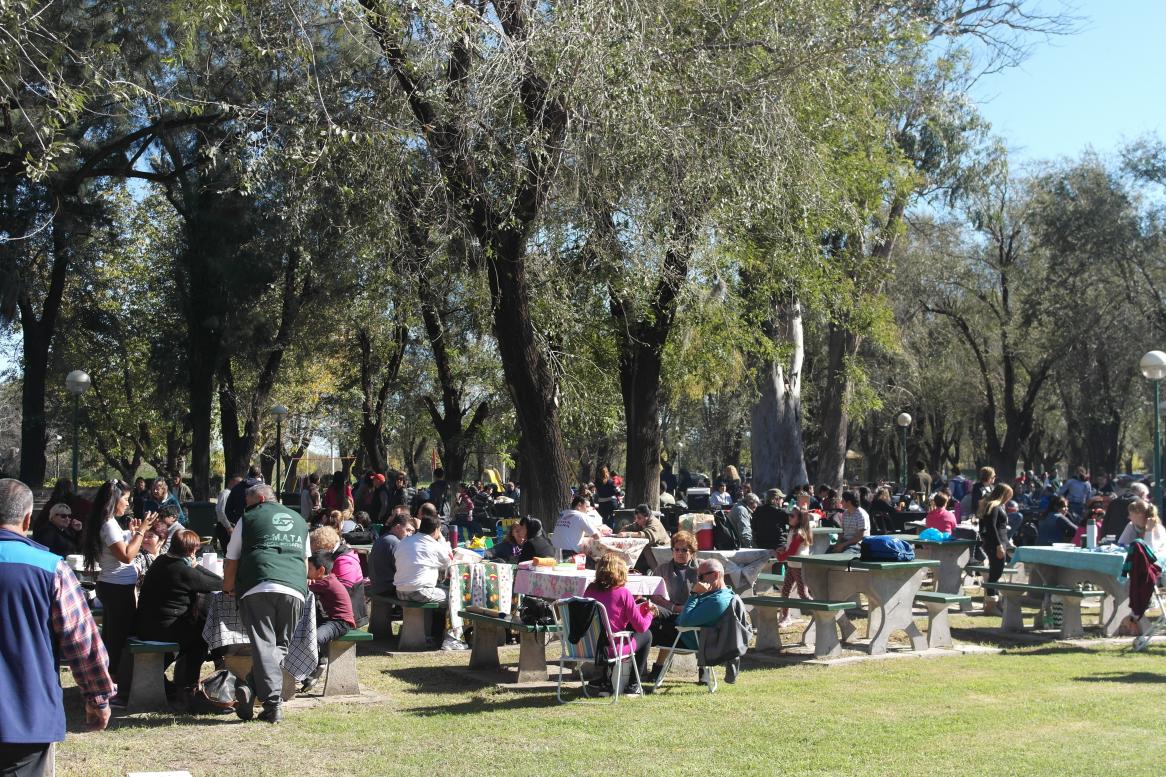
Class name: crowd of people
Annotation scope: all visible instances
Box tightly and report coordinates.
[3,457,1162,773]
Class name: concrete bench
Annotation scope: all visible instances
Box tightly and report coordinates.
[743,596,857,658]
[323,629,373,696]
[914,591,971,648]
[221,647,298,703]
[754,572,786,595]
[372,595,444,650]
[126,639,180,712]
[460,610,561,683]
[992,581,1106,638]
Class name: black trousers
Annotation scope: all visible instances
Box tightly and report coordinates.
[601,631,651,680]
[138,617,209,689]
[96,581,137,685]
[0,743,51,777]
[984,544,1006,596]
[316,618,350,656]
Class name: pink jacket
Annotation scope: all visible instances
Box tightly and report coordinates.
[582,584,652,655]
[333,548,364,589]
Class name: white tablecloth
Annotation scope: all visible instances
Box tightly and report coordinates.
[583,536,649,565]
[646,548,773,590]
[513,566,668,600]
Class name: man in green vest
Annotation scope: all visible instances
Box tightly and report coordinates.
[223,483,309,724]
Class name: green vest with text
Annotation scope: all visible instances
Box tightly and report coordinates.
[236,501,308,597]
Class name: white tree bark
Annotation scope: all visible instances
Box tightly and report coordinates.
[750,299,809,493]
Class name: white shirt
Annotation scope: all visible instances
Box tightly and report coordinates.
[709,491,733,509]
[225,510,311,602]
[393,533,452,591]
[1119,522,1166,556]
[551,509,603,553]
[97,517,137,585]
[215,488,233,530]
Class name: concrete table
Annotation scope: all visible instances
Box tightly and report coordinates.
[1010,546,1130,636]
[810,527,839,555]
[889,535,978,612]
[798,554,939,655]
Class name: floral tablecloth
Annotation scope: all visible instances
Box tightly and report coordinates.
[448,561,515,640]
[583,536,649,566]
[513,566,668,601]
[646,548,773,591]
[202,591,318,681]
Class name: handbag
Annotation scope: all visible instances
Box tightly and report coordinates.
[519,597,554,626]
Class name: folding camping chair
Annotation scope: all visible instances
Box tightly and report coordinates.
[651,625,717,693]
[551,597,642,703]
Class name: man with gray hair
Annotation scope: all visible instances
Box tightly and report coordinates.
[0,479,113,775]
[223,482,309,724]
[675,558,746,684]
[727,492,760,548]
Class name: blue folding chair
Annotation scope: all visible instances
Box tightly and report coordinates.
[552,597,642,703]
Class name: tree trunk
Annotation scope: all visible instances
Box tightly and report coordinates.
[750,299,808,493]
[19,329,49,486]
[816,320,858,489]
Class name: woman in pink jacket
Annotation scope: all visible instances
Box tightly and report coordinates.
[583,553,653,695]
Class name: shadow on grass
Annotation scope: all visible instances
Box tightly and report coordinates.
[1074,671,1166,684]
[398,692,560,716]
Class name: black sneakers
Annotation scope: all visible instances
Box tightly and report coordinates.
[234,683,254,721]
[256,703,283,724]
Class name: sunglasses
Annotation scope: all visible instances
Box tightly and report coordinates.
[698,570,718,580]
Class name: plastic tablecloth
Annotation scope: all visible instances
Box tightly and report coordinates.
[202,591,318,681]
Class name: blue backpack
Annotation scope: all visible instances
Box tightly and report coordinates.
[860,535,915,562]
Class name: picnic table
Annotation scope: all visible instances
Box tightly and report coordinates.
[513,565,668,600]
[1009,545,1130,636]
[202,591,318,682]
[645,547,773,592]
[888,534,978,612]
[798,554,939,656]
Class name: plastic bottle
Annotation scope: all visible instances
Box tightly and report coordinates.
[1086,517,1097,549]
[449,526,459,548]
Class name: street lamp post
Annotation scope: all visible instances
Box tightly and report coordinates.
[1140,351,1166,511]
[54,435,62,480]
[65,371,91,486]
[896,412,912,492]
[271,404,288,503]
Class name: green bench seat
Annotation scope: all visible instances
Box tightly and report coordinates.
[460,611,561,682]
[743,596,858,657]
[322,629,372,696]
[370,594,444,650]
[913,592,971,648]
[126,639,180,712]
[992,582,1105,638]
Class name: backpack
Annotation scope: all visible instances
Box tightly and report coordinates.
[859,535,915,562]
[712,510,741,551]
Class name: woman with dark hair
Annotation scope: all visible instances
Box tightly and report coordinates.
[136,529,223,704]
[323,472,353,512]
[517,516,556,562]
[593,466,622,526]
[81,480,158,689]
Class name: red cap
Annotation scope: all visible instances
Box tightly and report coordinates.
[372,474,386,485]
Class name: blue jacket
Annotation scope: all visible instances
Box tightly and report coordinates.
[677,587,735,649]
[0,530,68,744]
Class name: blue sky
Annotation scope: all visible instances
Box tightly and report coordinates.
[970,0,1165,163]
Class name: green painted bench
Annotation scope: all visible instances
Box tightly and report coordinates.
[322,629,373,696]
[743,596,857,658]
[992,581,1106,638]
[460,610,561,683]
[914,591,972,648]
[126,638,180,712]
[754,572,786,594]
[370,594,444,651]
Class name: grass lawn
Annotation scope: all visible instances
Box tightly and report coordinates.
[56,613,1166,777]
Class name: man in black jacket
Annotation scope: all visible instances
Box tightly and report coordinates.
[751,489,789,552]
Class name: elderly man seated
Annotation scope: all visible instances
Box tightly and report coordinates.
[674,558,748,684]
[727,493,760,548]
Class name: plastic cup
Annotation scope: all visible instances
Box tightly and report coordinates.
[573,553,586,570]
